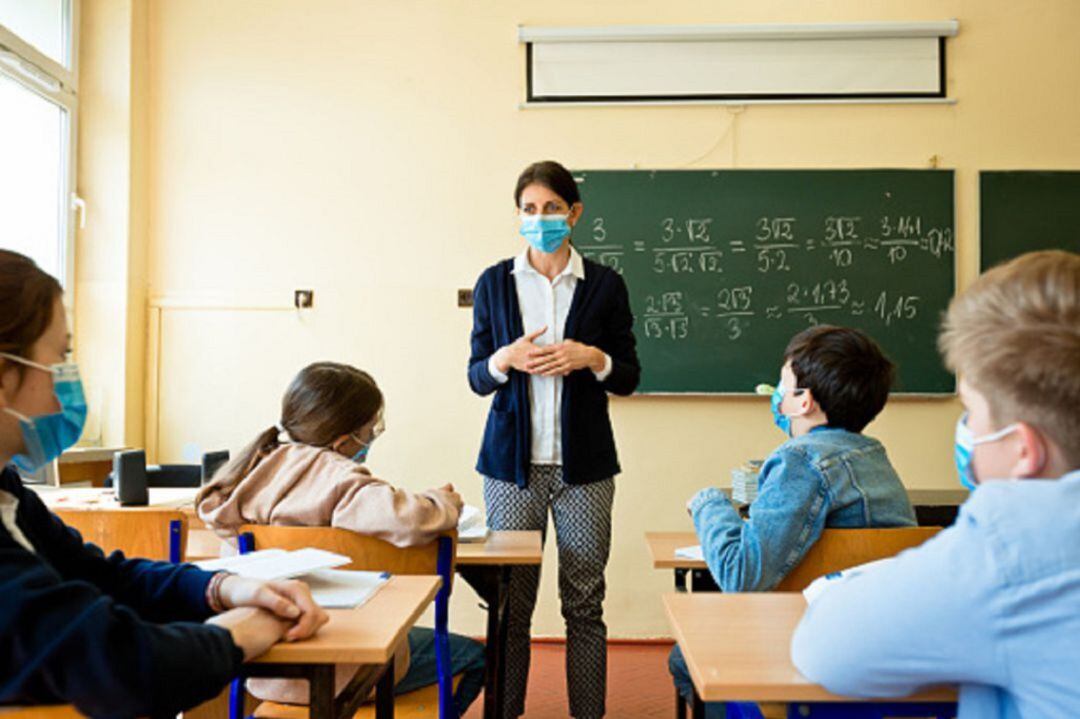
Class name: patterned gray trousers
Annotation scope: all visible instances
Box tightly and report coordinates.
[484,465,615,719]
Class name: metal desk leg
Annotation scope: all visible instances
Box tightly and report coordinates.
[459,564,511,719]
[375,656,395,719]
[491,566,511,719]
[691,689,706,719]
[308,665,336,719]
[676,688,688,719]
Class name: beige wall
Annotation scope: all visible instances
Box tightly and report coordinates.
[76,0,148,449]
[78,0,1080,637]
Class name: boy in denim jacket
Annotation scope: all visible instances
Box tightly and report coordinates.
[670,325,915,713]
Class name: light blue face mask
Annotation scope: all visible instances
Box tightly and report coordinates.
[1,354,87,473]
[954,413,1019,491]
[351,441,372,464]
[348,414,385,464]
[759,378,805,437]
[519,214,570,254]
[770,383,792,436]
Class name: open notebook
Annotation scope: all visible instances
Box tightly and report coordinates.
[194,548,388,608]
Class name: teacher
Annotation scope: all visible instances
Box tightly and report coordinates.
[467,160,640,719]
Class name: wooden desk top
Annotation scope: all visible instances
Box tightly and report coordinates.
[30,486,200,515]
[663,592,955,703]
[646,531,706,570]
[456,530,543,566]
[907,489,968,506]
[0,707,84,718]
[254,575,440,665]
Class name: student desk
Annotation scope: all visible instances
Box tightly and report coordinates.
[457,531,544,719]
[663,592,957,719]
[30,485,201,514]
[647,489,967,592]
[247,575,440,719]
[646,531,713,592]
[179,526,544,719]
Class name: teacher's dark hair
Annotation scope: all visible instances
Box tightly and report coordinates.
[514,160,581,207]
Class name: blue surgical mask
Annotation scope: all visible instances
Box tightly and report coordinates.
[770,383,792,437]
[954,413,1019,491]
[348,414,384,464]
[1,354,87,473]
[519,214,570,254]
[351,442,372,464]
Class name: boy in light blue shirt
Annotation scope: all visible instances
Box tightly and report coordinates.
[669,326,916,713]
[792,250,1080,718]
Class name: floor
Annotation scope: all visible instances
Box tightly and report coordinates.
[463,641,675,718]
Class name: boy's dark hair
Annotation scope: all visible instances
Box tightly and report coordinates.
[784,325,895,433]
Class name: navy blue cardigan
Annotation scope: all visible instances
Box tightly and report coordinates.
[0,466,242,718]
[469,256,641,487]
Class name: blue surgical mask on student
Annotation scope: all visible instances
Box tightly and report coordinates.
[770,383,792,436]
[351,440,373,464]
[768,379,807,438]
[954,413,1019,490]
[0,354,88,473]
[519,214,570,254]
[348,414,384,464]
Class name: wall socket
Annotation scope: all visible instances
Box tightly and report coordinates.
[457,289,474,307]
[294,289,314,309]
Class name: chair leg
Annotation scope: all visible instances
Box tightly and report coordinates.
[228,678,244,719]
[169,520,182,563]
[435,536,455,718]
[676,688,687,719]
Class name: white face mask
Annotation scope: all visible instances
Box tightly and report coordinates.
[954,412,1019,490]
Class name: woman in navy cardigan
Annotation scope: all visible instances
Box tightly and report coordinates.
[468,161,640,719]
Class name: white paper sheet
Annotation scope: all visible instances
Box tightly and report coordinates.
[194,547,351,581]
[300,568,389,608]
[675,545,704,561]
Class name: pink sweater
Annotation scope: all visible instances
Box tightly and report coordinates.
[196,443,462,704]
[197,443,462,547]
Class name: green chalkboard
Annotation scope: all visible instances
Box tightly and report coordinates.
[980,171,1080,271]
[573,169,956,394]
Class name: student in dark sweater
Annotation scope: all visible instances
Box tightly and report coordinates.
[0,249,328,717]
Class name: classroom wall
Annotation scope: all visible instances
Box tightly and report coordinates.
[75,0,148,449]
[78,0,1080,638]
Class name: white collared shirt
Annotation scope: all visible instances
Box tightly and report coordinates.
[488,247,612,464]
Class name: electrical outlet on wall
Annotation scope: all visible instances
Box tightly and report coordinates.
[294,289,314,309]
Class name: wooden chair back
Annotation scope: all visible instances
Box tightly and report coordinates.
[774,526,940,592]
[54,509,188,562]
[237,525,457,591]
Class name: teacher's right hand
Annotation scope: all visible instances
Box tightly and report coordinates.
[493,326,547,374]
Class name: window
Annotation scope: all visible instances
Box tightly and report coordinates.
[0,0,78,289]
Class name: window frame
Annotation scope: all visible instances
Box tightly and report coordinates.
[0,0,80,302]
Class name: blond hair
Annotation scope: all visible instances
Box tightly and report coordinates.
[939,250,1080,466]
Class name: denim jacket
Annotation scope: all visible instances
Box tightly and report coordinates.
[689,426,916,592]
